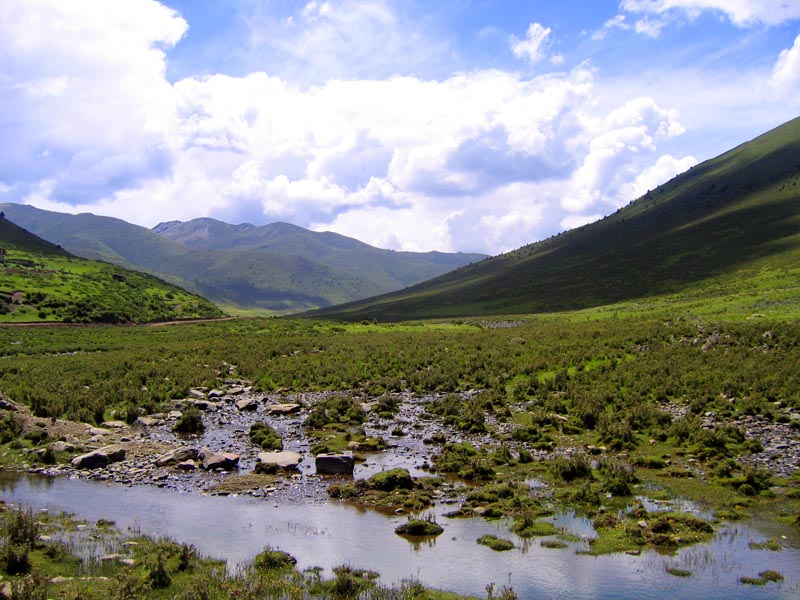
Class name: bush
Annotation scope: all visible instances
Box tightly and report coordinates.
[253,546,297,571]
[549,453,592,482]
[173,406,204,434]
[249,422,283,451]
[0,543,30,575]
[4,507,39,547]
[305,395,364,429]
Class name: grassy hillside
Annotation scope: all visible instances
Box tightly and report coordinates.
[0,216,222,323]
[0,205,484,313]
[314,117,800,321]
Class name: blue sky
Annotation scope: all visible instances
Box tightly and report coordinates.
[1,1,799,254]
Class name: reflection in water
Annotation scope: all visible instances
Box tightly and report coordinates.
[0,473,798,600]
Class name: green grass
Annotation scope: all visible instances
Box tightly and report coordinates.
[1,217,222,324]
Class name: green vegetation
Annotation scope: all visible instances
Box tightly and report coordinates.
[476,535,515,551]
[395,515,444,537]
[249,422,283,451]
[0,216,222,323]
[328,468,438,511]
[173,406,204,434]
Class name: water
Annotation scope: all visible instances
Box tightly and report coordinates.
[2,473,799,599]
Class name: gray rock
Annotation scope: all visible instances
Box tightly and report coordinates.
[71,445,126,470]
[266,403,301,416]
[154,447,198,468]
[256,451,302,471]
[235,397,258,411]
[315,453,355,474]
[198,446,239,471]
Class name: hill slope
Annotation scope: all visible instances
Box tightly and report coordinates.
[0,205,485,312]
[314,117,800,321]
[0,216,222,323]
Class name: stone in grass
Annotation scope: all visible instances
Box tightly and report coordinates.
[315,453,355,474]
[395,518,444,537]
[477,535,515,551]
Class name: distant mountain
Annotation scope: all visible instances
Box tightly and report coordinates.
[0,205,486,313]
[153,218,486,292]
[313,116,800,321]
[0,216,222,323]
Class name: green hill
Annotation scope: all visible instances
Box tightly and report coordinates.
[0,205,485,313]
[0,216,222,323]
[313,117,800,321]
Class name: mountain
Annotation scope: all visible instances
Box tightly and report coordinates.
[153,218,486,291]
[0,216,222,323]
[0,205,486,313]
[312,116,800,321]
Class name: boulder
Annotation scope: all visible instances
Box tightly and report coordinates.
[176,460,198,471]
[256,451,302,471]
[154,446,198,468]
[71,445,126,470]
[266,403,301,416]
[315,453,355,475]
[236,397,258,411]
[130,420,149,437]
[207,389,225,399]
[198,446,239,471]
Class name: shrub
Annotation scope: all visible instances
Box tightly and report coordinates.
[549,453,592,482]
[305,395,364,429]
[249,422,283,451]
[253,546,297,571]
[0,543,30,575]
[173,406,204,434]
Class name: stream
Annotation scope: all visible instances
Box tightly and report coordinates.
[1,472,798,600]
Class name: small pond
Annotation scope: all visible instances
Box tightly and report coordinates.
[1,472,798,599]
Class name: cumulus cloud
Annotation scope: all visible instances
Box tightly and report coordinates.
[510,23,553,65]
[1,0,705,256]
[772,34,800,93]
[620,0,800,28]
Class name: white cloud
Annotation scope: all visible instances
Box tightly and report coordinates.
[772,33,800,93]
[510,23,553,65]
[620,0,800,28]
[560,213,603,230]
[592,15,631,41]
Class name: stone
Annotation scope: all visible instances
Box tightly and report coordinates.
[256,451,302,471]
[177,460,198,471]
[267,403,301,416]
[71,445,126,470]
[88,427,111,436]
[315,453,355,474]
[130,420,149,437]
[154,447,198,468]
[236,397,258,411]
[50,441,75,452]
[198,446,239,471]
[135,416,160,427]
[101,420,128,429]
[207,389,225,399]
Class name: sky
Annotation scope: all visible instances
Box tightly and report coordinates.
[1,1,799,255]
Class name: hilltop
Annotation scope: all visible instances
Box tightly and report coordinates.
[313,117,800,321]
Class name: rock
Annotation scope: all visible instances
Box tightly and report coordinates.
[207,389,225,399]
[88,427,111,436]
[154,447,198,468]
[135,416,160,427]
[101,420,128,429]
[50,441,76,452]
[188,389,206,399]
[193,399,220,412]
[315,453,355,474]
[130,420,149,437]
[256,451,302,471]
[228,386,245,395]
[236,397,258,411]
[266,403,301,416]
[71,445,126,470]
[198,447,239,471]
[177,460,198,471]
[0,397,22,411]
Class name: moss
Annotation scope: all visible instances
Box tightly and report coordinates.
[511,517,558,538]
[665,567,692,577]
[172,406,203,434]
[541,539,568,549]
[759,570,784,582]
[249,421,283,451]
[476,535,515,551]
[395,518,444,537]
